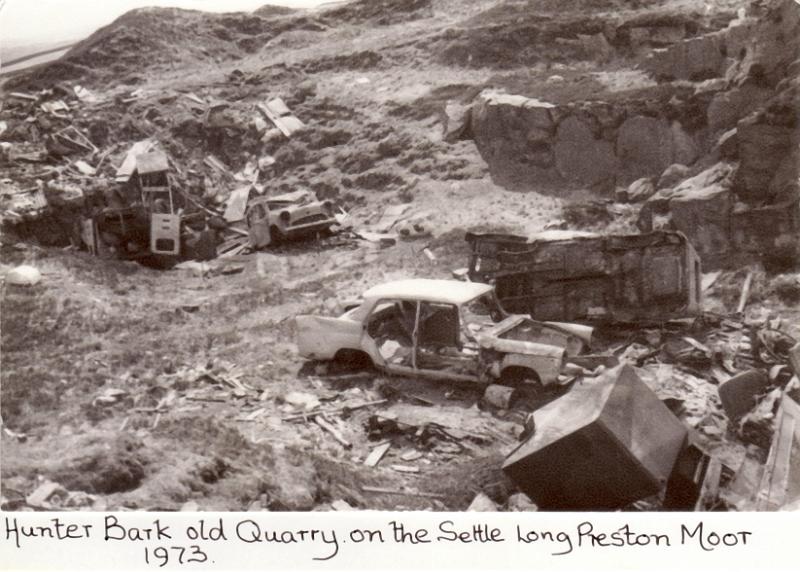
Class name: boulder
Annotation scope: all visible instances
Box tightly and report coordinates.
[470,90,560,188]
[442,100,472,143]
[767,145,800,203]
[706,85,773,132]
[657,163,690,190]
[729,0,800,87]
[578,33,614,62]
[668,174,733,263]
[616,116,675,182]
[717,128,739,160]
[734,116,793,202]
[645,32,725,80]
[670,121,699,165]
[467,492,498,512]
[617,177,656,203]
[553,115,616,186]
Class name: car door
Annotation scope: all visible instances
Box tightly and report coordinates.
[361,298,418,377]
[414,301,482,382]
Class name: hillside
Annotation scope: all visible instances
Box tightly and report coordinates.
[1,0,799,514]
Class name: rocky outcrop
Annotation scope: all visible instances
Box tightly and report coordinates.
[470,89,703,191]
[461,0,800,270]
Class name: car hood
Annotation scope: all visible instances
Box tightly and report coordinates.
[474,315,592,357]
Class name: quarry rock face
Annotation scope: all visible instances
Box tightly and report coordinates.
[734,116,795,203]
[465,0,800,270]
[471,90,702,191]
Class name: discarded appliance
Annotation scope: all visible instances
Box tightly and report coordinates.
[86,145,185,260]
[502,364,687,510]
[296,278,593,388]
[465,230,702,323]
[256,98,305,138]
[244,189,336,248]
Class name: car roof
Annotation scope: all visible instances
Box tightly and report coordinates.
[363,279,493,306]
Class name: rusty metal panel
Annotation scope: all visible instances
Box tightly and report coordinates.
[503,364,688,510]
[466,230,701,323]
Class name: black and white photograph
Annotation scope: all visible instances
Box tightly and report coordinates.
[1,0,799,551]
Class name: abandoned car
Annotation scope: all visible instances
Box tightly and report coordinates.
[245,189,336,248]
[296,279,593,388]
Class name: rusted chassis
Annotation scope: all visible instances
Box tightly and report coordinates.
[466,230,702,324]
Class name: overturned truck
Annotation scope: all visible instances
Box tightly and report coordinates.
[466,230,702,324]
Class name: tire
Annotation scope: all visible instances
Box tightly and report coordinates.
[332,349,374,373]
[500,367,544,400]
[269,226,283,245]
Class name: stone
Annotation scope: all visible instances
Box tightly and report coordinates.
[507,492,538,512]
[26,481,68,507]
[578,33,614,62]
[707,85,772,131]
[670,121,699,165]
[442,101,472,143]
[616,116,675,182]
[553,115,616,186]
[767,146,800,202]
[734,116,793,202]
[669,181,732,263]
[657,163,690,190]
[717,128,739,160]
[466,492,497,512]
[617,177,656,203]
[718,369,771,420]
[645,33,725,80]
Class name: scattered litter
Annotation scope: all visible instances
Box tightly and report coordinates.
[390,464,420,474]
[364,442,392,467]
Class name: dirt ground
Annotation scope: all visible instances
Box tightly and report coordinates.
[2,0,799,512]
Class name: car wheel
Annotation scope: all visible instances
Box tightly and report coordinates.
[500,367,543,401]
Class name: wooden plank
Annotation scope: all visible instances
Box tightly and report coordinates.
[737,271,754,314]
[315,416,352,449]
[695,457,722,511]
[756,394,800,510]
[364,442,392,467]
[360,485,444,499]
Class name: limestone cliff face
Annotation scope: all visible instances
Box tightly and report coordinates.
[470,90,703,191]
[458,0,800,270]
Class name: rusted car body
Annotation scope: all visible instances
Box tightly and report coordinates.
[465,230,702,323]
[245,189,336,248]
[296,279,593,387]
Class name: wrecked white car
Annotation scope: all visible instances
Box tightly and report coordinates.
[245,189,336,248]
[296,279,593,388]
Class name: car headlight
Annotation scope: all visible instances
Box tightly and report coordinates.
[279,211,291,224]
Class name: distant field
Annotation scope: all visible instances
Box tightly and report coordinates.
[0,39,77,76]
[0,47,72,76]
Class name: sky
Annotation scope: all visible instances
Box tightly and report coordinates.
[0,0,329,47]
